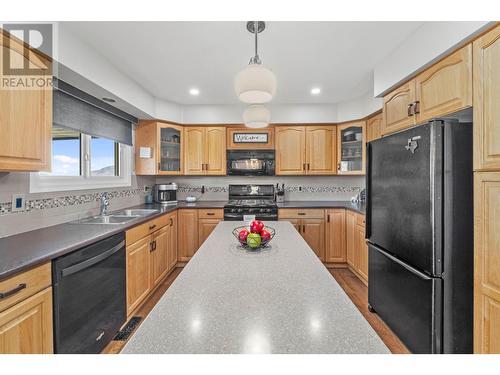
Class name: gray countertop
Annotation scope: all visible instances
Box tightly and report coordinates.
[0,200,364,280]
[122,221,388,354]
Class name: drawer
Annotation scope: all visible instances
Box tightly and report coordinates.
[126,214,168,245]
[278,208,325,219]
[356,213,366,228]
[0,262,51,313]
[198,208,224,219]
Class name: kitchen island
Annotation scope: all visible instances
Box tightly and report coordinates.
[122,221,389,354]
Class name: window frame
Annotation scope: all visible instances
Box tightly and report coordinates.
[30,133,132,193]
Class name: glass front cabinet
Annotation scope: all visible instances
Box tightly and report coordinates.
[336,121,366,175]
[135,121,184,175]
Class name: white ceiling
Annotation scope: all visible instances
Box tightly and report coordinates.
[62,21,423,105]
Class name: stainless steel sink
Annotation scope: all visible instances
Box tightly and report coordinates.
[116,209,159,217]
[75,215,140,225]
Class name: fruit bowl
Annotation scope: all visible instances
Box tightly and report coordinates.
[232,225,276,250]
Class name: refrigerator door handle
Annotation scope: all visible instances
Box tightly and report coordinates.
[370,243,433,281]
[365,142,372,239]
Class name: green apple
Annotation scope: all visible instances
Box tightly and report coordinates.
[246,232,262,248]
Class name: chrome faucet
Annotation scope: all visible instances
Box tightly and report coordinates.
[100,193,110,216]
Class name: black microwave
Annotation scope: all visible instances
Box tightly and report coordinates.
[226,150,275,176]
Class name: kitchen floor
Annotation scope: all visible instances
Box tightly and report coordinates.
[102,266,408,354]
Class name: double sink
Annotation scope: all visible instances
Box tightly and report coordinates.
[74,208,160,225]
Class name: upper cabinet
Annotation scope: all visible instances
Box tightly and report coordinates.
[382,80,417,136]
[0,30,52,172]
[382,44,472,136]
[366,113,382,143]
[415,44,472,122]
[275,125,337,175]
[184,127,226,175]
[135,121,184,175]
[337,121,366,175]
[473,24,500,172]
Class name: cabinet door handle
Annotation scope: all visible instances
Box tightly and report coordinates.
[150,242,153,252]
[158,162,161,171]
[303,163,306,171]
[149,224,156,230]
[413,101,420,114]
[153,240,157,250]
[205,163,209,170]
[327,214,330,223]
[302,224,306,233]
[307,163,310,171]
[0,283,26,299]
[407,103,414,117]
[170,217,174,226]
[337,163,341,171]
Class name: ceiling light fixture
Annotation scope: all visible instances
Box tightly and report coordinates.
[189,88,200,96]
[234,21,277,104]
[311,87,321,95]
[243,104,270,128]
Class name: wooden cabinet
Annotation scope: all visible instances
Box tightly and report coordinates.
[382,80,417,136]
[415,44,472,123]
[0,288,53,354]
[324,209,346,263]
[366,113,382,142]
[126,236,151,316]
[178,209,198,262]
[125,212,177,317]
[305,126,337,174]
[276,125,337,175]
[382,44,472,137]
[473,25,500,171]
[197,209,223,247]
[0,30,52,172]
[184,127,226,175]
[474,172,500,353]
[346,210,357,269]
[337,121,366,175]
[279,209,325,261]
[346,210,367,284]
[135,121,184,175]
[0,262,53,354]
[275,126,306,175]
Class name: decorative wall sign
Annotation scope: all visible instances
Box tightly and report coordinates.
[233,133,268,143]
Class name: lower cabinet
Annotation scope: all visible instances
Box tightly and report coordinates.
[346,210,368,285]
[325,209,346,263]
[0,287,53,354]
[126,211,177,317]
[178,209,199,262]
[198,209,224,248]
[278,209,325,261]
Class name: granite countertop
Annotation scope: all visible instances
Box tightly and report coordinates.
[122,221,388,354]
[0,200,364,280]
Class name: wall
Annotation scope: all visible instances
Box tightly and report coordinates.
[157,175,365,202]
[373,21,491,97]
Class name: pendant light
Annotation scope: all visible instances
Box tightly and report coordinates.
[234,21,277,104]
[243,104,270,128]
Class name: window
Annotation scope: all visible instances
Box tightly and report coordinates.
[30,126,131,193]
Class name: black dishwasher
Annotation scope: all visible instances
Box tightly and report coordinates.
[52,232,126,353]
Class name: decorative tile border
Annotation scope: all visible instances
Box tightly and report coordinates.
[177,184,362,194]
[0,188,146,215]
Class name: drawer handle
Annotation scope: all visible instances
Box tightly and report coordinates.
[298,212,306,216]
[206,212,215,216]
[0,283,27,299]
[149,224,157,230]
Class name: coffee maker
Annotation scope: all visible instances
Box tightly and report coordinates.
[153,183,178,205]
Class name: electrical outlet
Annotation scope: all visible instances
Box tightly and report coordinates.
[144,185,151,192]
[11,194,26,212]
[298,186,303,192]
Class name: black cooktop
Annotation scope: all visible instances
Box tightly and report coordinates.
[225,199,277,208]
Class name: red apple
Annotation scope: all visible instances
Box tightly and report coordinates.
[238,229,250,244]
[250,220,264,234]
[260,229,271,244]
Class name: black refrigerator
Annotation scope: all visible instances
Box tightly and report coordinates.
[366,119,473,354]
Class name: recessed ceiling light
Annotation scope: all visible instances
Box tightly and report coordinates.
[310,87,321,95]
[102,97,116,103]
[189,88,200,96]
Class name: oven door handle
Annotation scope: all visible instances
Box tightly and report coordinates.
[61,241,125,278]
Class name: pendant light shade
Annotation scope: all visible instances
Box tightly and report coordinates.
[234,64,277,103]
[243,104,270,128]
